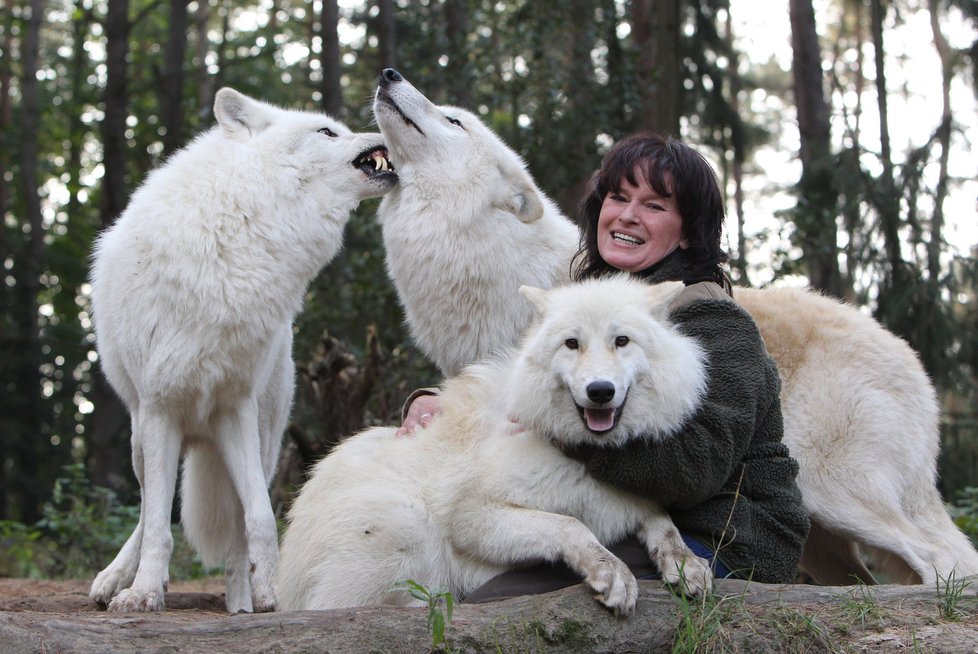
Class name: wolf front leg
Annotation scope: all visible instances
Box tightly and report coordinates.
[108,409,182,612]
[451,505,638,616]
[91,429,145,606]
[637,508,713,596]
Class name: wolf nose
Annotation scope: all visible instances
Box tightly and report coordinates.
[586,381,616,405]
[382,68,403,84]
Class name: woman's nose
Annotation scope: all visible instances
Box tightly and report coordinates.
[618,201,639,223]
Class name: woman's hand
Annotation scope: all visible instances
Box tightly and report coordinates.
[396,394,443,438]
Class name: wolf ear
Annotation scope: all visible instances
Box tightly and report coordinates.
[646,281,686,318]
[519,285,549,313]
[493,158,545,224]
[214,88,274,138]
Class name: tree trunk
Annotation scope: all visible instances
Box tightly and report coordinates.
[789,0,841,295]
[319,0,343,117]
[927,0,952,286]
[724,9,749,286]
[443,0,471,107]
[601,0,628,135]
[7,0,47,522]
[194,0,215,121]
[869,0,901,279]
[0,0,12,520]
[629,0,680,137]
[376,0,396,69]
[161,0,189,156]
[90,0,135,495]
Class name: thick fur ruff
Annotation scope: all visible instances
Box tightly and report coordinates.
[373,70,581,377]
[370,71,978,586]
[277,277,713,613]
[88,88,396,613]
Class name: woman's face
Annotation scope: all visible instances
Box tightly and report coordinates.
[596,167,688,273]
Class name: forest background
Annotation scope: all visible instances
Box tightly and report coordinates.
[1,0,977,578]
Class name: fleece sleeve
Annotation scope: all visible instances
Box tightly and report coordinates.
[574,300,776,510]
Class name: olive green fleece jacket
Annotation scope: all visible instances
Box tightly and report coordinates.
[566,251,810,584]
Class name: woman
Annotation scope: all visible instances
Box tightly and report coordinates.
[403,132,809,591]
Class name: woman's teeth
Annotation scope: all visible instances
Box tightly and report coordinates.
[613,232,643,245]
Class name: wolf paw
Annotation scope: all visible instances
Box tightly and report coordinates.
[107,588,166,612]
[585,556,638,616]
[90,567,134,606]
[659,554,714,596]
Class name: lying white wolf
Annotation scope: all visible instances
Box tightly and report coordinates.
[277,277,714,612]
[372,69,978,585]
[88,88,396,612]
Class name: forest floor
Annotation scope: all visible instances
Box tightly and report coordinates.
[1,576,977,653]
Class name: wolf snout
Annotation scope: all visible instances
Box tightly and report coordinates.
[381,68,404,85]
[586,380,616,405]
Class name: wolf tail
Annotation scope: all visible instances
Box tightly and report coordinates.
[180,442,243,568]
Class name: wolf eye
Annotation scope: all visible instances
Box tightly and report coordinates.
[446,116,463,128]
[614,336,630,348]
[317,127,338,137]
[564,338,579,350]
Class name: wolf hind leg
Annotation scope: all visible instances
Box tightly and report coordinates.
[181,439,254,611]
[212,401,279,612]
[805,483,964,586]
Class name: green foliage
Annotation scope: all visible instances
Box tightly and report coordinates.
[837,584,884,628]
[671,586,730,653]
[0,463,209,580]
[948,486,978,548]
[397,579,456,652]
[33,463,141,579]
[935,567,975,622]
[0,520,44,578]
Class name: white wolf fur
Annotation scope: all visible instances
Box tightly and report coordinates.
[736,288,978,584]
[88,88,396,612]
[372,70,978,585]
[373,68,580,377]
[277,277,713,612]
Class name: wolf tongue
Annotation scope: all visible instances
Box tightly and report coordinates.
[585,408,615,432]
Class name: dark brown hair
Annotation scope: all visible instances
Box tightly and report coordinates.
[572,132,730,291]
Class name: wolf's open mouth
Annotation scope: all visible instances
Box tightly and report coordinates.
[576,400,626,434]
[353,147,396,178]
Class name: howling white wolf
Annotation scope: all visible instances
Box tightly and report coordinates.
[373,68,580,377]
[371,68,978,586]
[88,88,396,612]
[277,277,714,613]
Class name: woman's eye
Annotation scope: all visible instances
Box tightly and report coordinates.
[318,127,337,137]
[615,335,630,348]
[447,117,463,128]
[564,338,579,350]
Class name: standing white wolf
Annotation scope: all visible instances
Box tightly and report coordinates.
[372,69,978,585]
[88,88,396,612]
[277,277,714,612]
